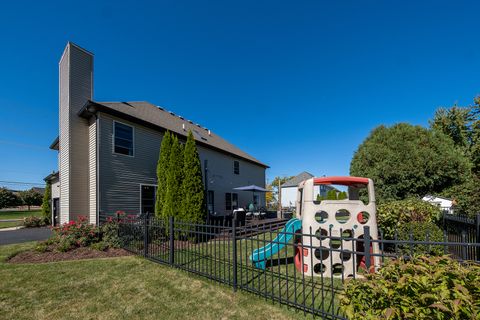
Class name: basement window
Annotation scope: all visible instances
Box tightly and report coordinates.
[113,121,134,156]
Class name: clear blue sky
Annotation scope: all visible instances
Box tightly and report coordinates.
[1,0,479,189]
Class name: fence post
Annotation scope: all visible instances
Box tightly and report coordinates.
[232,217,238,292]
[476,214,480,262]
[144,212,150,258]
[364,226,371,271]
[169,216,175,266]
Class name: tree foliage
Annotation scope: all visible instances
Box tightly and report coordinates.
[180,131,206,223]
[0,188,19,209]
[429,97,480,215]
[19,189,43,210]
[41,183,51,224]
[350,123,471,203]
[155,131,172,217]
[162,135,184,220]
[376,198,441,240]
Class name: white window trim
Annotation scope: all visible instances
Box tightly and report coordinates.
[139,183,157,214]
[113,120,135,157]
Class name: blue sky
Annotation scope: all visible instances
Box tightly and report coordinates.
[0,0,479,189]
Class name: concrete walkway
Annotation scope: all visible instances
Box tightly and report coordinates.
[0,227,52,245]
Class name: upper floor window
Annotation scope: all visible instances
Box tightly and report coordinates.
[233,160,240,175]
[114,121,134,156]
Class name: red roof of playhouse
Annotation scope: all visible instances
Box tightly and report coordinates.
[313,176,369,186]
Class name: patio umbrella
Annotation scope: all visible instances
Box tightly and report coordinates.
[233,185,271,209]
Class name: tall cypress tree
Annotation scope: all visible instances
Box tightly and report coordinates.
[155,131,172,217]
[181,131,206,223]
[41,182,51,224]
[163,135,184,220]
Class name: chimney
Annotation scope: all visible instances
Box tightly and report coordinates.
[58,42,93,223]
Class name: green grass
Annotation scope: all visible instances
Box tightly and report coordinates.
[0,210,42,228]
[0,242,312,320]
[122,226,345,317]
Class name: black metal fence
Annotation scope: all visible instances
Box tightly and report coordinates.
[442,213,480,261]
[99,213,480,319]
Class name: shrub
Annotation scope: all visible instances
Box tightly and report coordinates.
[340,256,480,320]
[396,221,444,256]
[100,218,123,248]
[23,216,45,228]
[377,198,441,240]
[52,216,99,251]
[90,241,108,251]
[34,242,49,253]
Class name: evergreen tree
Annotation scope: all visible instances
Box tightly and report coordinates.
[163,135,184,220]
[41,183,52,224]
[181,131,206,223]
[338,191,348,200]
[326,190,337,200]
[155,131,172,217]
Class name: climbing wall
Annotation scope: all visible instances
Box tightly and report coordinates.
[296,177,380,278]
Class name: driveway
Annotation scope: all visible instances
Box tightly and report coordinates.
[0,227,52,245]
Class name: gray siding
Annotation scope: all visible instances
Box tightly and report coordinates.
[97,113,266,216]
[198,146,266,215]
[58,43,93,223]
[98,113,160,214]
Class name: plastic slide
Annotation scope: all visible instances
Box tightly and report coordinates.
[249,218,302,269]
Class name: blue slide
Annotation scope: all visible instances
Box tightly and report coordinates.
[250,218,302,269]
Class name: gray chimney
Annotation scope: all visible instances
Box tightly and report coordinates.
[58,42,93,223]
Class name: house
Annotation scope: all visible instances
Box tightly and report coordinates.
[45,42,268,226]
[422,195,454,214]
[280,172,338,209]
[280,172,314,208]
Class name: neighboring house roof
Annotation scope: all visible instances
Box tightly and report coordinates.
[44,171,59,182]
[281,171,315,187]
[49,137,59,150]
[74,100,268,168]
[422,194,453,202]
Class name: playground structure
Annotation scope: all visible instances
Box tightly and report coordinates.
[250,176,380,278]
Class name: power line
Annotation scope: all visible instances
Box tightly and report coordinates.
[0,180,45,186]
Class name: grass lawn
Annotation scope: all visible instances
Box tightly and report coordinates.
[0,210,42,228]
[0,242,309,320]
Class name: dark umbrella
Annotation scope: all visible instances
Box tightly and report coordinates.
[233,185,270,209]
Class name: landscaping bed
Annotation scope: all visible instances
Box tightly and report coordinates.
[8,246,131,264]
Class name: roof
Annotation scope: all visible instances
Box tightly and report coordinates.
[77,101,268,168]
[281,172,315,187]
[422,195,453,202]
[44,171,59,182]
[49,137,59,150]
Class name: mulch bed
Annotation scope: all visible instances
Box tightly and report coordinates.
[8,247,132,264]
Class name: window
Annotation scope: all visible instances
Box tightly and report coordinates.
[207,190,214,214]
[141,185,156,214]
[233,160,240,175]
[114,121,134,156]
[225,193,232,211]
[226,192,238,211]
